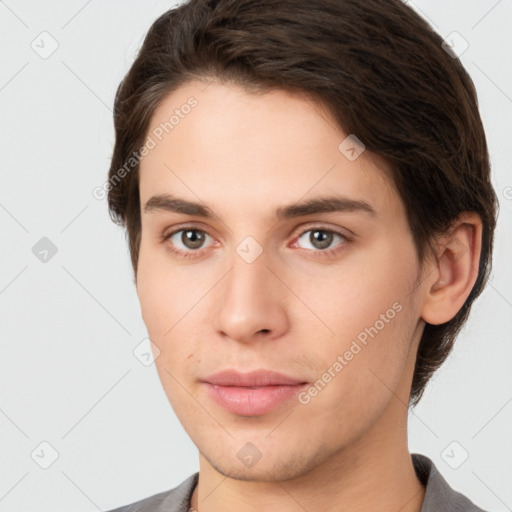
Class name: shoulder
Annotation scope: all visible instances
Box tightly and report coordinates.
[412,453,491,512]
[105,472,199,512]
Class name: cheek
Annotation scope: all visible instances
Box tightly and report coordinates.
[136,239,199,335]
[292,274,417,443]
[295,251,413,347]
[136,243,210,373]
[136,258,202,414]
[293,241,419,390]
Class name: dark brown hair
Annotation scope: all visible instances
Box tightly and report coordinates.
[107,0,498,407]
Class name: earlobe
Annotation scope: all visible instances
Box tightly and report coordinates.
[420,213,482,326]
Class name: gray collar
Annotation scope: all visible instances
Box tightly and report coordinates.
[413,453,488,512]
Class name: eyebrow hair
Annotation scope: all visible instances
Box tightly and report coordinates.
[143,193,377,220]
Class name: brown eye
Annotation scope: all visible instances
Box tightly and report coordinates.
[296,228,345,251]
[180,229,206,249]
[165,228,213,254]
[311,230,334,249]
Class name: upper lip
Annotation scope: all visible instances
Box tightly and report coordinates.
[202,369,308,387]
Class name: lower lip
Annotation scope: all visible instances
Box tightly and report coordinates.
[203,382,308,416]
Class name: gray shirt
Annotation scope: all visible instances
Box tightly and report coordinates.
[106,453,489,511]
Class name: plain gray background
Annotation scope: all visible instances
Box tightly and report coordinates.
[1,1,511,511]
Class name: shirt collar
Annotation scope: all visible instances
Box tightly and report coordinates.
[412,452,486,512]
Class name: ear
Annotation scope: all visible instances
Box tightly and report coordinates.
[420,212,483,325]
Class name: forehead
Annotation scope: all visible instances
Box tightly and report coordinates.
[138,79,400,221]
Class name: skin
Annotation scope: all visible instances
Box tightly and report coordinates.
[135,79,482,512]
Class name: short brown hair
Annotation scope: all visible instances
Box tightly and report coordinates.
[107,0,498,407]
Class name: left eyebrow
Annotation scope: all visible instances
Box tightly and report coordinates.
[143,193,377,220]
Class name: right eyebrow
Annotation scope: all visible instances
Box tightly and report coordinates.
[144,194,214,217]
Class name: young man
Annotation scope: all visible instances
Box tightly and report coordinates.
[105,0,497,511]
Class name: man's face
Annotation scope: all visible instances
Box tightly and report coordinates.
[136,79,427,481]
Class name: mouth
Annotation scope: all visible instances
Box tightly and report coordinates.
[202,369,309,416]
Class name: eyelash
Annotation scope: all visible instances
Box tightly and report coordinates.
[161,224,352,260]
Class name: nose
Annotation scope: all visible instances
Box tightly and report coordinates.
[212,250,289,344]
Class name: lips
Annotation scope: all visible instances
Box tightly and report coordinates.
[202,369,309,416]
